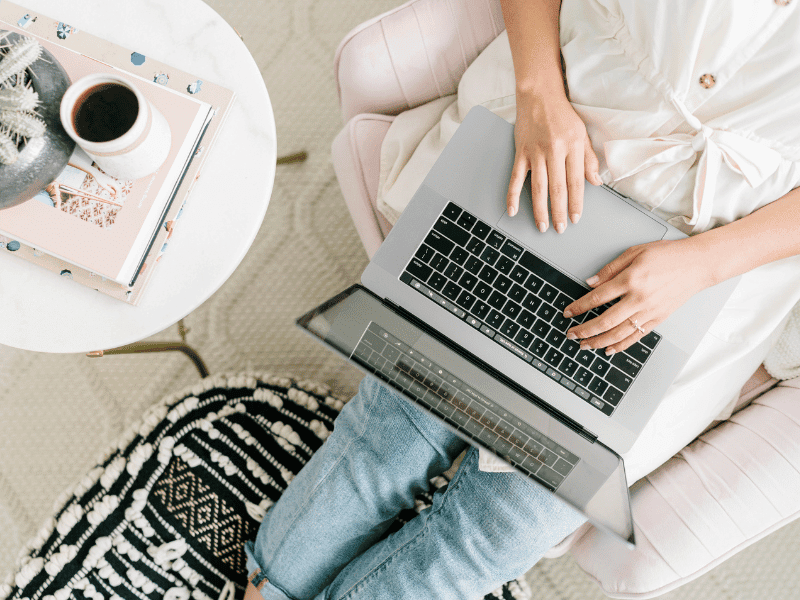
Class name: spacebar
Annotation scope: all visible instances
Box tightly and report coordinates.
[518,251,588,300]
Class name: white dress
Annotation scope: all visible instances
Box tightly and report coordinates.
[375,0,800,479]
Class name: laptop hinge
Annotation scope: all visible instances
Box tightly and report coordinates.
[385,298,598,444]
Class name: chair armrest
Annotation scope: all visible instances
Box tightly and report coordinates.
[334,0,504,122]
[569,381,800,599]
[331,114,395,258]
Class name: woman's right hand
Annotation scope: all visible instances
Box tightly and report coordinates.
[507,88,602,233]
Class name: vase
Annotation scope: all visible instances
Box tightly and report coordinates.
[0,30,76,210]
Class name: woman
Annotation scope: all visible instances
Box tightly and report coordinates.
[245,0,800,598]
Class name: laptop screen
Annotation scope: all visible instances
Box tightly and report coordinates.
[297,284,635,547]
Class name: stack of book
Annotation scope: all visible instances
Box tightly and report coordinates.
[0,1,236,305]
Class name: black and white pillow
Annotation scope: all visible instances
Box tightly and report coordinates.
[2,373,531,600]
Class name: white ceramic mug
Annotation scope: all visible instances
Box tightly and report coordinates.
[59,73,171,180]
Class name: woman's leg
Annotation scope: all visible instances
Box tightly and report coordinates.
[314,446,586,600]
[245,376,468,600]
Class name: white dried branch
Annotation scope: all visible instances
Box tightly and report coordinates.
[0,129,18,165]
[0,86,38,111]
[0,109,45,138]
[0,37,41,84]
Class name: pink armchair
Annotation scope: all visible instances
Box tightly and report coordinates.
[330,1,800,597]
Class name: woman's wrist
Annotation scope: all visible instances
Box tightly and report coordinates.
[515,83,572,126]
[682,231,737,289]
[516,74,568,104]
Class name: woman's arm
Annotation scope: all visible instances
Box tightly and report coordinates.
[563,185,800,354]
[697,186,800,284]
[501,0,601,232]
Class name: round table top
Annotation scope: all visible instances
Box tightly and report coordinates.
[0,0,277,353]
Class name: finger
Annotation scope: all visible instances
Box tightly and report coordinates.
[531,152,549,232]
[507,152,529,218]
[566,143,584,226]
[584,246,641,288]
[601,318,656,355]
[566,299,634,341]
[576,312,646,352]
[546,150,568,234]
[563,279,626,320]
[584,136,602,186]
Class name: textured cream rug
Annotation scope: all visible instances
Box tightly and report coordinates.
[0,1,798,598]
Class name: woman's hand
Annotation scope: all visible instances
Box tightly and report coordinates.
[507,89,602,233]
[562,238,717,354]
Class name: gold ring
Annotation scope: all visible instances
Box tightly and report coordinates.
[629,317,645,335]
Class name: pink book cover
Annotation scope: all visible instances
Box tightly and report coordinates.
[0,1,236,305]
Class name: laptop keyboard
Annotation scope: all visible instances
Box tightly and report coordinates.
[353,322,580,491]
[399,202,661,417]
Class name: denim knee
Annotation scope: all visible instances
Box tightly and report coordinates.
[244,377,469,600]
[334,377,466,472]
[423,448,587,586]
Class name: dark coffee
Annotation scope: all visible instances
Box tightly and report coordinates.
[72,83,139,143]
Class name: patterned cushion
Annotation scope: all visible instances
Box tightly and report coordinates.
[2,372,531,600]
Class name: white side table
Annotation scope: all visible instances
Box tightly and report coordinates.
[0,0,277,354]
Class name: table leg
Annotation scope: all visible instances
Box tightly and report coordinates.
[276,151,307,165]
[86,320,209,378]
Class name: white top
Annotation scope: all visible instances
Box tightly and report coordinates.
[376,0,800,475]
[561,0,800,234]
[0,0,276,353]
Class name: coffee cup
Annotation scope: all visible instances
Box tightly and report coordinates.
[59,73,171,180]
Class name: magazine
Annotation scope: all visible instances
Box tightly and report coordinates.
[0,1,235,304]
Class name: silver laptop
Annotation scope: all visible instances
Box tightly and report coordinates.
[298,106,739,547]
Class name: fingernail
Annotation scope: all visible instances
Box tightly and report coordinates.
[567,332,577,340]
[538,222,547,233]
[605,348,616,356]
[563,310,573,319]
[555,223,565,234]
[586,275,599,286]
[580,342,590,350]
[508,205,517,217]
[570,213,581,224]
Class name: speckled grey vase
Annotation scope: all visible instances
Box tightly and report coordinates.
[0,31,76,210]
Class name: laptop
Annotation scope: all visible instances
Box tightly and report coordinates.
[297,106,739,547]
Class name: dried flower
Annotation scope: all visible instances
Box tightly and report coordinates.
[0,37,41,84]
[0,35,47,165]
[0,86,38,111]
[0,109,45,138]
[0,130,18,164]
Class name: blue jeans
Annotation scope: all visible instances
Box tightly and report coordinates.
[245,377,586,600]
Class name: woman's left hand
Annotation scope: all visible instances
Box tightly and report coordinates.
[563,238,717,354]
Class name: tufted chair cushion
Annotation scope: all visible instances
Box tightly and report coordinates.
[570,377,800,598]
[334,0,504,122]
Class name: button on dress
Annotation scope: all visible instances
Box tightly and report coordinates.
[375,0,800,477]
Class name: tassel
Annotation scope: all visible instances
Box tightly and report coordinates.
[164,588,190,600]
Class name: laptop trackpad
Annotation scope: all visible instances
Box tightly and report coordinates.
[496,182,668,283]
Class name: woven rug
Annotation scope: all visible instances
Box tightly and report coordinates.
[1,0,799,598]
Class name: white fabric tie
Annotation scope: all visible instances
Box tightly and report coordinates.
[604,94,782,233]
